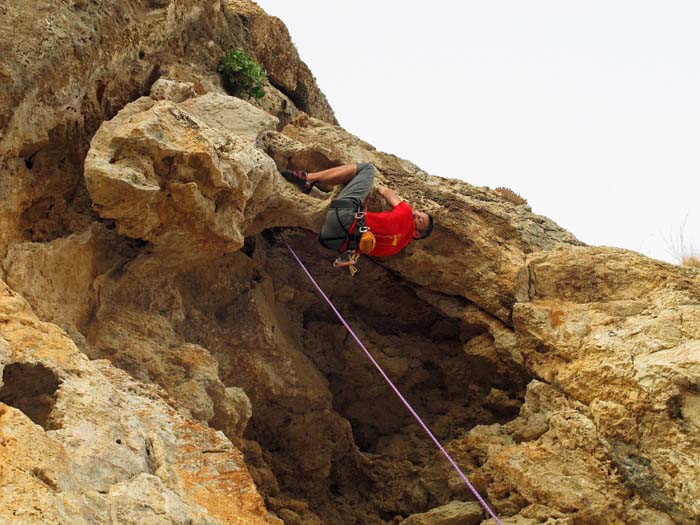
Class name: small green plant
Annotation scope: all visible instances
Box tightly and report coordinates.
[218,49,267,101]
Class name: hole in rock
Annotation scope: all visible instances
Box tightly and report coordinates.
[20,197,66,242]
[96,80,106,105]
[144,64,161,94]
[127,237,149,249]
[127,233,530,524]
[240,233,531,524]
[32,467,58,491]
[18,120,102,243]
[668,395,683,419]
[348,418,380,453]
[0,363,61,430]
[242,236,256,258]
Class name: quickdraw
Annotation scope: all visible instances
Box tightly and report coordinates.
[333,249,360,277]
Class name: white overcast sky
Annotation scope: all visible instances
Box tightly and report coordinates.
[255,1,700,263]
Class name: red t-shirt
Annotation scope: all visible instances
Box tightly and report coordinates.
[363,202,415,257]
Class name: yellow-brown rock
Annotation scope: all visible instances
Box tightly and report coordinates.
[0,0,333,261]
[455,248,700,524]
[0,281,279,525]
[261,117,582,322]
[2,1,700,524]
[85,94,276,257]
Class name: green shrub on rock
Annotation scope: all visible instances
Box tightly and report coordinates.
[218,48,267,101]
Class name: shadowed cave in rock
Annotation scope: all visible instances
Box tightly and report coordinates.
[0,362,61,430]
[3,108,533,522]
[78,226,532,523]
[1,1,699,521]
[234,231,532,523]
[0,51,541,521]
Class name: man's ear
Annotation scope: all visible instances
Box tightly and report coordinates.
[413,230,422,239]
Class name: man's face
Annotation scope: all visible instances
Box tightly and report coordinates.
[413,210,429,238]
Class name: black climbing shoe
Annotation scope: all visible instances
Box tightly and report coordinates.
[281,169,314,194]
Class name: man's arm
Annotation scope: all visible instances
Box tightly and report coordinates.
[376,185,402,208]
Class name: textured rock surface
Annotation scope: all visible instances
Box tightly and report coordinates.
[458,248,700,525]
[0,281,278,525]
[0,0,334,261]
[400,500,483,525]
[261,117,582,323]
[221,0,337,125]
[85,94,279,257]
[2,1,700,525]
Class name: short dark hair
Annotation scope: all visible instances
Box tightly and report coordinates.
[417,212,434,240]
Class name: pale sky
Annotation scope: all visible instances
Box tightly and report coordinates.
[255,1,700,264]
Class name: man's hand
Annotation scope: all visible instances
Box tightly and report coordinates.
[376,185,402,208]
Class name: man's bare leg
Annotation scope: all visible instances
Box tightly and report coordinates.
[306,164,357,185]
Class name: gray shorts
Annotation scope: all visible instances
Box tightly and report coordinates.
[319,163,376,251]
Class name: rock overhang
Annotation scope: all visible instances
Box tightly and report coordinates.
[1,0,699,524]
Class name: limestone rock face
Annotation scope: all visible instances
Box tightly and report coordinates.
[221,0,338,125]
[150,78,198,103]
[0,0,334,261]
[458,248,700,524]
[84,92,329,262]
[400,500,483,525]
[3,223,120,332]
[2,1,700,525]
[85,94,276,257]
[0,281,278,525]
[261,118,582,323]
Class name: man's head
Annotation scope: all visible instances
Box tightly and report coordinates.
[412,210,434,240]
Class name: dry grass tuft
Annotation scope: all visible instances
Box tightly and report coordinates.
[495,187,528,206]
[681,255,700,268]
[664,217,700,268]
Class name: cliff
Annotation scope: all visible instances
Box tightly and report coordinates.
[1,1,699,524]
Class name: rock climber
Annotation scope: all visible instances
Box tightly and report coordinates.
[281,163,434,274]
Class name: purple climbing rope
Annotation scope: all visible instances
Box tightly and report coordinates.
[282,235,503,525]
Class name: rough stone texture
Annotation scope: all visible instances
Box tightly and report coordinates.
[0,0,332,262]
[400,500,483,525]
[2,1,700,525]
[261,115,583,323]
[85,94,273,257]
[0,280,279,525]
[221,0,337,125]
[150,78,198,103]
[462,248,700,524]
[3,223,123,333]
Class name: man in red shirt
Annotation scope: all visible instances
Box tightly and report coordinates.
[281,163,434,259]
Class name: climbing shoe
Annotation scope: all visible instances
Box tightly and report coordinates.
[281,169,315,194]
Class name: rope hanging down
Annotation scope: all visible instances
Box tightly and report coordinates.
[281,235,503,525]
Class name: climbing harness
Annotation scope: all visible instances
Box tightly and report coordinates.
[319,198,376,277]
[281,234,503,525]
